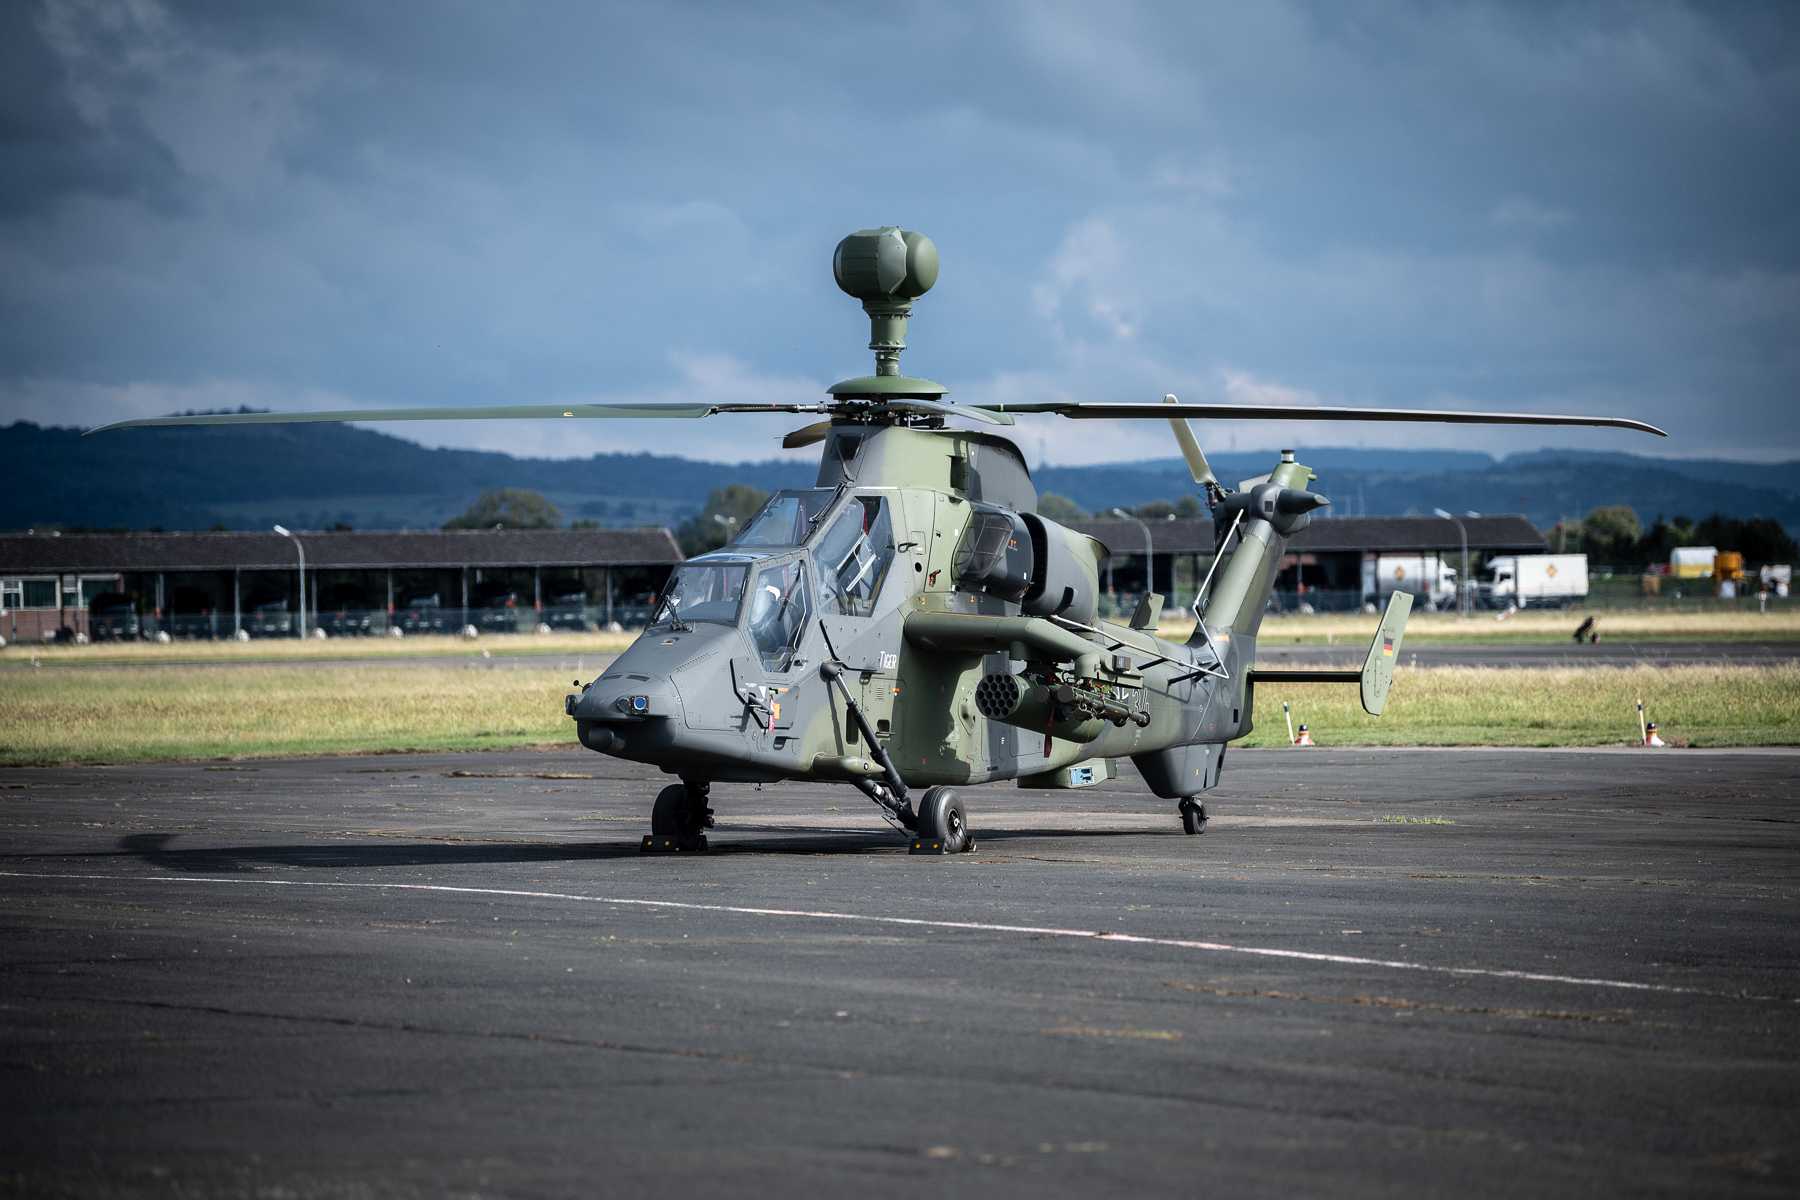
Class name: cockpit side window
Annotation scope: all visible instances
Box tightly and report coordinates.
[815,496,896,618]
[736,489,837,547]
[747,559,811,670]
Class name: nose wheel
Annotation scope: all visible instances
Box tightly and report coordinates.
[1179,797,1208,836]
[911,786,974,855]
[644,782,711,853]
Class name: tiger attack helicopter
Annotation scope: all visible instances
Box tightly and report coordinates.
[93,227,1665,855]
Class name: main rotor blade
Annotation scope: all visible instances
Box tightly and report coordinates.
[974,400,1667,437]
[85,401,830,435]
[1162,393,1218,488]
[781,420,834,449]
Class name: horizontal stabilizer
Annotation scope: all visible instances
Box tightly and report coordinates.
[1252,668,1361,685]
[1250,592,1412,716]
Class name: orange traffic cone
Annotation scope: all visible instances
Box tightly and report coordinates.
[1294,723,1315,747]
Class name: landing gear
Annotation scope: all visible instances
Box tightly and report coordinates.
[911,786,974,855]
[1179,796,1208,836]
[644,782,711,853]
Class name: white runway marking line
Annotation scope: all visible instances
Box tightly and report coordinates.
[1,870,1788,1004]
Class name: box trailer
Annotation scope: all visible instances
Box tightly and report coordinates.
[1361,553,1458,610]
[1670,546,1717,579]
[1484,554,1589,608]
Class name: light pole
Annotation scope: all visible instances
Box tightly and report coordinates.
[1432,508,1469,617]
[1111,507,1156,599]
[712,513,739,547]
[273,524,307,638]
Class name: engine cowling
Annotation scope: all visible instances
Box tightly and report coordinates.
[1021,513,1102,626]
[950,504,1103,625]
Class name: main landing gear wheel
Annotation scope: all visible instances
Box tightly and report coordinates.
[1179,797,1209,836]
[644,783,709,853]
[911,786,974,855]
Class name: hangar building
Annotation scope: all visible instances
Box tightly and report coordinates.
[0,528,681,642]
[2,513,1547,642]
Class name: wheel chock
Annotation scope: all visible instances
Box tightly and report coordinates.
[909,836,976,856]
[641,834,708,854]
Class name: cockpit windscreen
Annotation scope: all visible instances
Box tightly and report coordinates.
[736,489,837,546]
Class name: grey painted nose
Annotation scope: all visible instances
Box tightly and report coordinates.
[569,678,679,724]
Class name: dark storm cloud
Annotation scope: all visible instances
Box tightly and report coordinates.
[0,0,1795,462]
[0,5,184,218]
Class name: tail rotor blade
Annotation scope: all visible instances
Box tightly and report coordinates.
[1162,393,1218,488]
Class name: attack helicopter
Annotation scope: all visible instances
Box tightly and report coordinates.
[93,227,1664,855]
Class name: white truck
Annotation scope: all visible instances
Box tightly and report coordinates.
[1483,553,1589,608]
[1361,553,1459,610]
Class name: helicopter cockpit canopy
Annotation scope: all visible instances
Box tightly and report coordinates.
[737,489,837,546]
[729,488,900,618]
[650,550,815,669]
[650,555,756,628]
[652,487,900,668]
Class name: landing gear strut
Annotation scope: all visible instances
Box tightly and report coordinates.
[912,786,974,855]
[1179,796,1208,836]
[644,781,711,853]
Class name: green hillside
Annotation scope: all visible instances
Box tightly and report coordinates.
[3,420,1795,537]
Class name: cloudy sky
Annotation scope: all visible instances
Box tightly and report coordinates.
[3,0,1796,465]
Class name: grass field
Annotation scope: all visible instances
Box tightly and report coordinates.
[1242,665,1798,749]
[0,629,638,667]
[1171,606,1800,645]
[3,606,1795,670]
[1,662,1794,766]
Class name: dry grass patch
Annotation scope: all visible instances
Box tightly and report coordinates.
[0,629,636,667]
[1161,607,1800,644]
[1246,664,1800,748]
[0,665,575,765]
[1,662,1794,766]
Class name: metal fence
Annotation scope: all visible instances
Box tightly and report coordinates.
[70,604,656,643]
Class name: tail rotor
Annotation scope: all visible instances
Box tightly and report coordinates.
[1162,393,1227,506]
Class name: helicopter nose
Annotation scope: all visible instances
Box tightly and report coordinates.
[568,677,680,724]
[570,677,685,758]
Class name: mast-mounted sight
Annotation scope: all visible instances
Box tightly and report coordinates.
[830,227,946,399]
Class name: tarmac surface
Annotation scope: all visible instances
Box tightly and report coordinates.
[2,747,1797,1197]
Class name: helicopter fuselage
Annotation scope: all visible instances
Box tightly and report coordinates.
[566,421,1248,800]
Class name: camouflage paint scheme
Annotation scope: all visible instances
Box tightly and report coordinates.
[568,423,1390,805]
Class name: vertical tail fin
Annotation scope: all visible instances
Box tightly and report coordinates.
[1359,592,1412,715]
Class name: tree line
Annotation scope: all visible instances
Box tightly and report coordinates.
[1546,506,1796,567]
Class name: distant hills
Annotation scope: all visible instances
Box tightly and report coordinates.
[4,420,1796,537]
